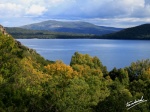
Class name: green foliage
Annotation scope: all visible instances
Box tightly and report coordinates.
[128,79,150,111]
[109,68,129,86]
[44,60,109,112]
[0,31,150,111]
[70,52,108,75]
[94,81,132,112]
[126,59,150,81]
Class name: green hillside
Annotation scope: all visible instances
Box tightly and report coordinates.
[0,25,150,111]
[6,27,97,39]
[99,24,150,39]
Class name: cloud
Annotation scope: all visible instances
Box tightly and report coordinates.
[26,5,47,16]
[76,0,144,18]
[0,0,148,18]
[38,0,150,20]
[0,0,150,27]
[0,3,23,17]
[85,17,149,28]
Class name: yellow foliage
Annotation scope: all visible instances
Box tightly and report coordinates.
[45,61,78,79]
[16,57,52,95]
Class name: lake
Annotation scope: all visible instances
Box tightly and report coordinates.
[17,39,150,71]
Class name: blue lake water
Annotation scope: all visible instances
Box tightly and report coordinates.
[17,39,150,71]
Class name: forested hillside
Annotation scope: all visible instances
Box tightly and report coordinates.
[6,27,97,39]
[99,24,150,39]
[0,27,150,111]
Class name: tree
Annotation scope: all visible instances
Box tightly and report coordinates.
[70,52,107,75]
[94,81,132,112]
[126,59,150,81]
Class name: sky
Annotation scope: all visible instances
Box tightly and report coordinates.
[0,0,150,28]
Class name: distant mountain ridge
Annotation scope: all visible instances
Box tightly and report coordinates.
[6,23,150,40]
[99,24,150,39]
[20,20,122,35]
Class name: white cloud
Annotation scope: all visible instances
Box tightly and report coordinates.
[88,0,145,18]
[0,0,147,18]
[84,17,150,28]
[48,0,66,4]
[0,0,150,27]
[26,5,47,16]
[0,3,23,17]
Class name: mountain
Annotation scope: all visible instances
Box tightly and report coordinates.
[99,24,150,39]
[20,20,122,35]
[7,23,150,40]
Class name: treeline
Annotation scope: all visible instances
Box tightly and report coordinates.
[0,32,150,111]
[6,27,98,39]
[6,24,150,40]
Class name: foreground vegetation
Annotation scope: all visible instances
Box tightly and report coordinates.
[0,32,150,112]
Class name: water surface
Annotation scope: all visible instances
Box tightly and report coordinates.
[17,39,150,71]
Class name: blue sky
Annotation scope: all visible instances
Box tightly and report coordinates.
[0,0,150,28]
